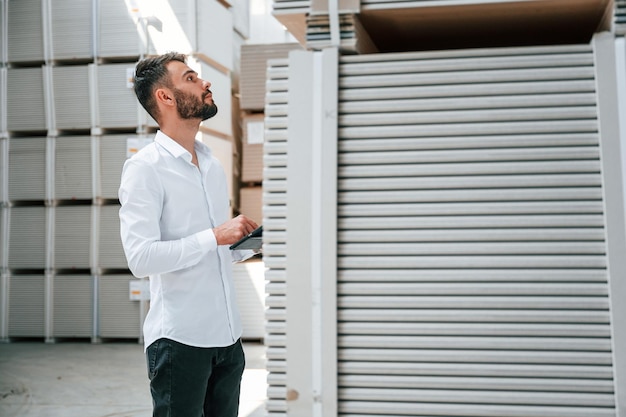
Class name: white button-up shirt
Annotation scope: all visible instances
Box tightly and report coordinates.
[119,131,252,350]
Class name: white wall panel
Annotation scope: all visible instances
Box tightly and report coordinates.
[7,0,43,63]
[0,206,6,269]
[54,136,92,200]
[7,67,46,132]
[197,0,233,71]
[50,0,93,60]
[263,58,289,416]
[98,274,141,339]
[8,137,46,201]
[53,206,91,270]
[335,44,616,417]
[52,274,92,337]
[8,274,45,337]
[52,66,91,130]
[96,64,138,129]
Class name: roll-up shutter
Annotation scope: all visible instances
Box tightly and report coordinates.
[336,45,614,416]
[264,58,290,416]
[52,274,92,338]
[54,136,92,200]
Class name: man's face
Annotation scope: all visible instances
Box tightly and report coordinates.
[167,61,218,121]
[173,87,218,121]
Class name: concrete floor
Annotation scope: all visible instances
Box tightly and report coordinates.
[0,340,268,417]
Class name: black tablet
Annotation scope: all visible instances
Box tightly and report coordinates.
[229,225,263,250]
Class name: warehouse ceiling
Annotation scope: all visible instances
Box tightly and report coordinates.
[358,0,613,52]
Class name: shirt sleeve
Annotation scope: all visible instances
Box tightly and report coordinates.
[118,158,217,278]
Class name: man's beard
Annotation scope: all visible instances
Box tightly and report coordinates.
[173,88,218,121]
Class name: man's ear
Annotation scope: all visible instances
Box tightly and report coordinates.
[155,88,174,108]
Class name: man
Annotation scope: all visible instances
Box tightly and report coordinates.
[118,52,259,417]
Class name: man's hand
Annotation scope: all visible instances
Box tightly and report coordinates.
[213,215,259,246]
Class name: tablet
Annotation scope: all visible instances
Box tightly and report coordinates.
[229,225,263,250]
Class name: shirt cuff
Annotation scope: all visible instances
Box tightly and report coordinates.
[196,228,218,252]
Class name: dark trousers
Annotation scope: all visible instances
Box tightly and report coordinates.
[146,338,246,417]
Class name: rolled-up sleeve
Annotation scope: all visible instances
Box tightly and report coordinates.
[118,158,217,278]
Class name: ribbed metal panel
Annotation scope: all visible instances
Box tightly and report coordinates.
[97,274,141,339]
[52,274,92,337]
[50,0,93,60]
[54,136,92,200]
[97,0,140,59]
[7,0,43,63]
[8,274,45,337]
[8,206,46,270]
[54,206,91,270]
[264,58,289,416]
[96,64,138,129]
[617,0,626,35]
[52,66,91,130]
[240,43,302,111]
[232,259,266,340]
[98,135,127,200]
[98,204,127,270]
[8,137,46,201]
[336,45,614,416]
[7,67,46,132]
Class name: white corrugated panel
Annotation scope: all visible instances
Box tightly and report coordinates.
[97,64,138,129]
[8,206,46,270]
[0,68,6,132]
[98,274,141,339]
[52,66,91,130]
[54,206,91,270]
[232,259,266,339]
[240,43,302,111]
[50,0,93,61]
[52,274,92,337]
[98,204,127,270]
[7,0,43,63]
[264,58,289,416]
[0,206,6,268]
[7,67,46,132]
[618,0,626,35]
[8,274,45,337]
[98,0,140,59]
[197,0,233,71]
[0,137,7,203]
[98,135,128,200]
[54,136,92,200]
[272,0,310,13]
[8,137,46,201]
[336,45,615,416]
[199,62,232,137]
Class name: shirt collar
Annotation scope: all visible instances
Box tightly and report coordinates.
[154,130,212,162]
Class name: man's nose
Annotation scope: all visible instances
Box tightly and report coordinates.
[202,80,211,90]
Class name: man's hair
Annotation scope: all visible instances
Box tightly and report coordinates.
[133,52,187,123]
